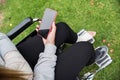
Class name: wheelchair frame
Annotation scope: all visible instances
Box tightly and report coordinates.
[7,17,41,45]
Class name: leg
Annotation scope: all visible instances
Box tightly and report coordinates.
[17,36,44,69]
[17,22,78,69]
[38,22,77,47]
[55,22,77,47]
[55,42,95,80]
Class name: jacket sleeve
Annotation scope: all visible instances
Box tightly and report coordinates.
[0,33,33,79]
[34,44,57,80]
[0,55,5,66]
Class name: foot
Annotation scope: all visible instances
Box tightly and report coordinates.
[76,29,96,43]
[95,46,112,68]
[95,46,108,62]
[87,31,96,37]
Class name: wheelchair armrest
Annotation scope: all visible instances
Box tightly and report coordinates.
[7,17,39,40]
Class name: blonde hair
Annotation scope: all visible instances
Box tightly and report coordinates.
[0,66,27,80]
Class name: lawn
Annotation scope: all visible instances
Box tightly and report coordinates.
[0,0,120,80]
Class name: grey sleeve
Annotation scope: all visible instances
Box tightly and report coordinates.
[0,56,5,66]
[0,33,18,57]
[0,33,33,79]
[34,44,57,80]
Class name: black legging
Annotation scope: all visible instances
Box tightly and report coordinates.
[17,22,95,80]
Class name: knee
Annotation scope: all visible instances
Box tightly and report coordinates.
[56,22,70,30]
[56,22,71,35]
[75,42,94,50]
[56,22,68,26]
[75,42,95,65]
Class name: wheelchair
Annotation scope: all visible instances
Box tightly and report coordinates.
[7,17,112,80]
[7,17,40,45]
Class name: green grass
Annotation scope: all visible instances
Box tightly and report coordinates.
[0,0,120,80]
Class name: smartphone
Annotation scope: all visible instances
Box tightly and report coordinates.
[39,8,57,30]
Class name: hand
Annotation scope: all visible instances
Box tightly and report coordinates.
[36,21,56,44]
[45,22,56,45]
[36,22,56,45]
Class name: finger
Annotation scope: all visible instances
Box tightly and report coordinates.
[39,21,42,23]
[36,25,40,32]
[42,37,47,44]
[46,22,56,44]
[48,22,56,33]
[36,25,39,28]
[51,22,56,33]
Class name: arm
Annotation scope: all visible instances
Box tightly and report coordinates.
[34,22,57,80]
[0,55,5,66]
[0,33,33,79]
[34,44,57,80]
